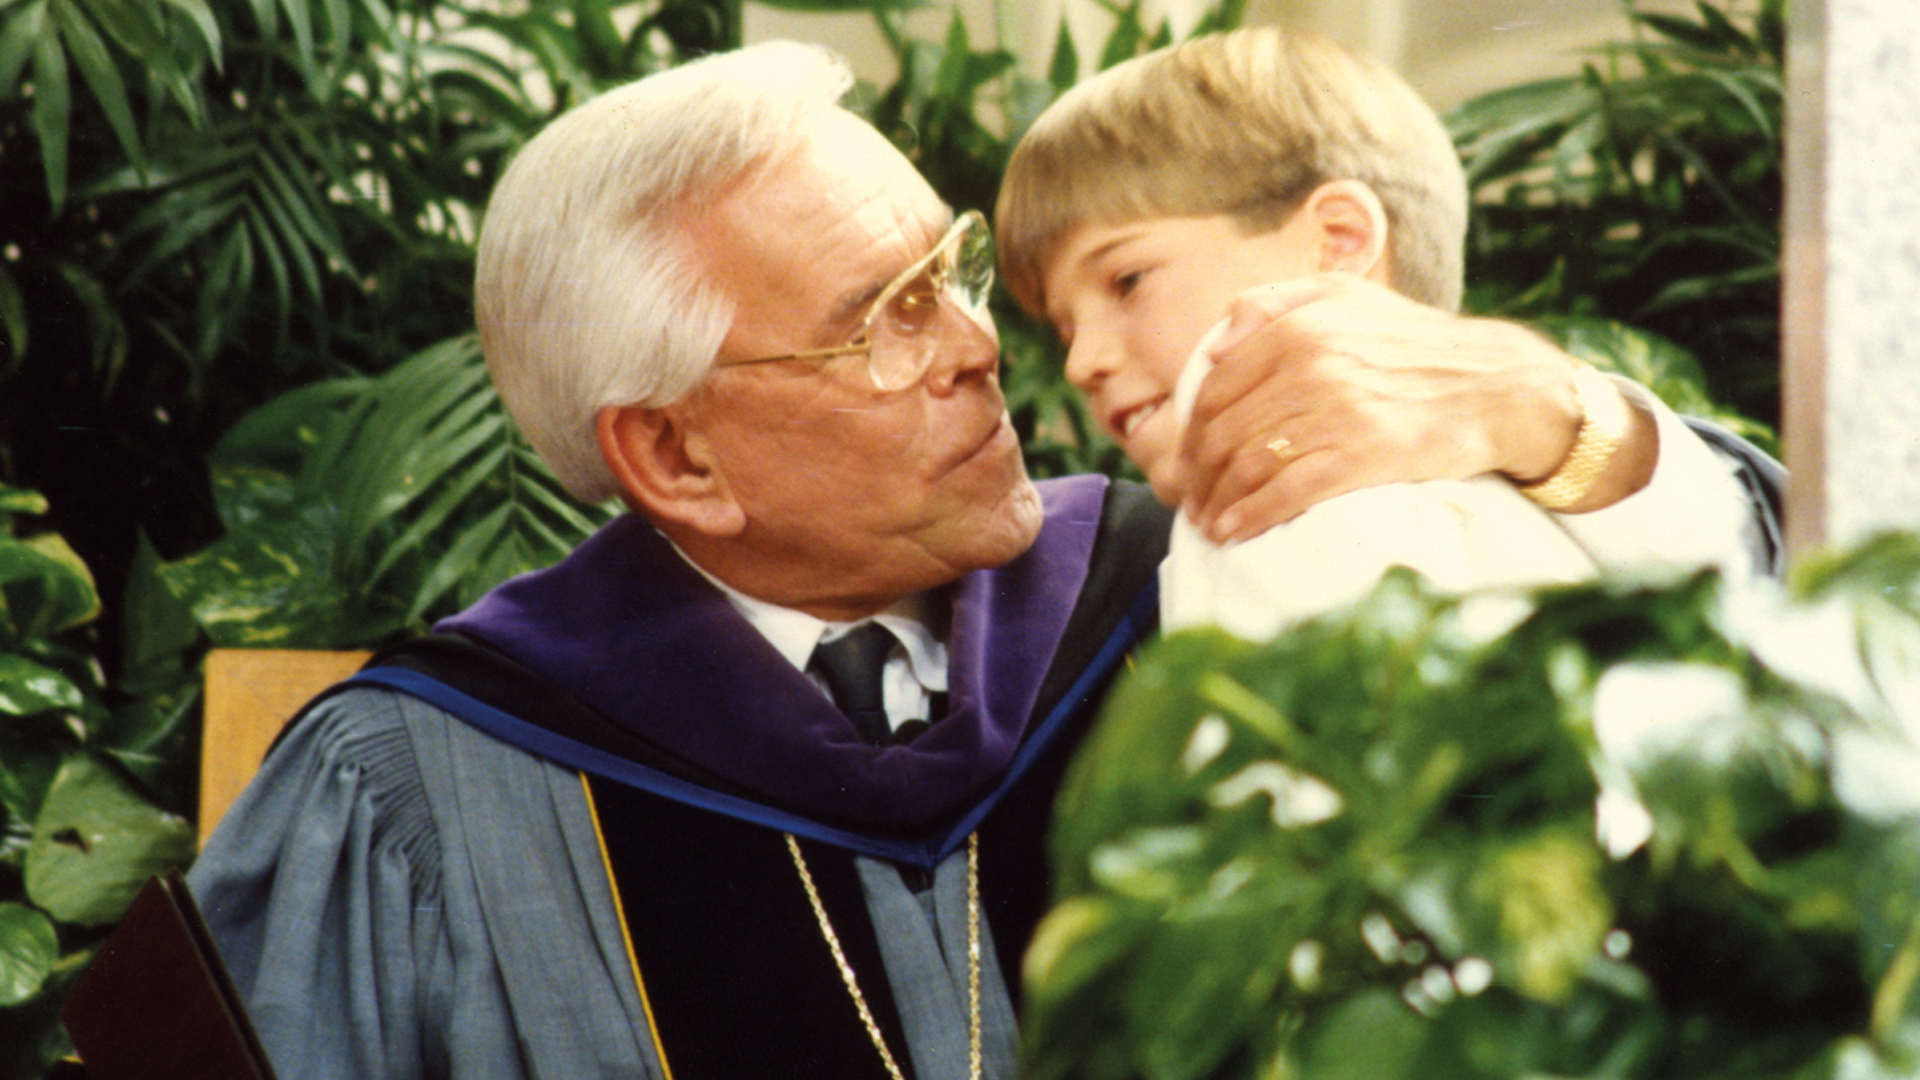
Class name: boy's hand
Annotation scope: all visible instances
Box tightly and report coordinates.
[1174,273,1656,543]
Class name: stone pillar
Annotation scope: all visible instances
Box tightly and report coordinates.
[1783,0,1920,553]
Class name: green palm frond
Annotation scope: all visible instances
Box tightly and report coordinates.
[160,335,615,648]
[0,0,219,211]
[316,336,610,621]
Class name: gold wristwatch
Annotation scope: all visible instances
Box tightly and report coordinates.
[1519,361,1632,511]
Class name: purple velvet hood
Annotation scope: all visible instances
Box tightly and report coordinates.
[428,475,1113,839]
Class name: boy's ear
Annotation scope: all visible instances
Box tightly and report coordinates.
[595,401,747,538]
[1302,180,1391,282]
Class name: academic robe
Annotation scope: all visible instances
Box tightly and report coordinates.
[185,475,1171,1080]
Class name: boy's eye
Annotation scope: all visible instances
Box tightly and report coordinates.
[1113,270,1145,298]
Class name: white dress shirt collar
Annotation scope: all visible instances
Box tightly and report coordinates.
[668,540,948,696]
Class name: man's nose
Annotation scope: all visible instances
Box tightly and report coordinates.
[922,304,1001,394]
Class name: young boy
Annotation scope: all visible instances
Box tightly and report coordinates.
[995,27,1750,639]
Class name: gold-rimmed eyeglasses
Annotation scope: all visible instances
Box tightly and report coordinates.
[712,210,996,392]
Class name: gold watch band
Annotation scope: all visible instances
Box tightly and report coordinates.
[1519,362,1632,511]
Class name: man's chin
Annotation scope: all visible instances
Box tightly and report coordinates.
[1000,476,1046,553]
[949,475,1045,573]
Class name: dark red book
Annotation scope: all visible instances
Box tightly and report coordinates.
[61,872,276,1080]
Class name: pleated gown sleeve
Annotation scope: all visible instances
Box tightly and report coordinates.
[185,688,663,1080]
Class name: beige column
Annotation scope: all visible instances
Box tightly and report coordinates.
[1783,0,1920,553]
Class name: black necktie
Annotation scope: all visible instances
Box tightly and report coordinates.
[809,623,897,747]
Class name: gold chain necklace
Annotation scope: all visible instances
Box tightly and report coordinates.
[784,832,982,1080]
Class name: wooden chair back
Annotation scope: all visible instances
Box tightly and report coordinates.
[199,649,371,845]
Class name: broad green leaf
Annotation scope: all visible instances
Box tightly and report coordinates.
[1694,0,1753,54]
[1297,989,1428,1080]
[1757,0,1786,61]
[0,486,48,517]
[24,754,194,926]
[209,464,299,536]
[1448,77,1595,185]
[349,0,395,49]
[1128,914,1291,1080]
[0,655,85,716]
[1538,316,1713,411]
[1025,897,1145,1013]
[220,389,355,481]
[1471,828,1611,1003]
[0,903,57,1006]
[80,0,203,124]
[1550,110,1608,184]
[119,531,201,683]
[0,717,67,828]
[0,531,100,639]
[158,509,379,648]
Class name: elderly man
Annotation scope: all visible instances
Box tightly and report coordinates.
[185,40,1778,1080]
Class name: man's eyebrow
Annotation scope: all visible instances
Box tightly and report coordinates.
[826,277,889,332]
[817,208,958,341]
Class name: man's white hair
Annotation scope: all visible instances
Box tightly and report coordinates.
[475,41,856,502]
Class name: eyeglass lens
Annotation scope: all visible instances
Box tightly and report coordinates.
[866,215,996,390]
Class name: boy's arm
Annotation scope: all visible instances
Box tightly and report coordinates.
[1172,274,1725,545]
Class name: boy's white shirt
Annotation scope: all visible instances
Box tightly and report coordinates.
[1159,320,1759,641]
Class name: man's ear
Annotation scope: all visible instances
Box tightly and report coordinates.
[1302,180,1391,282]
[595,402,747,538]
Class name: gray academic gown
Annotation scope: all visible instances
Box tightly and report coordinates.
[188,687,1014,1079]
[186,475,1170,1080]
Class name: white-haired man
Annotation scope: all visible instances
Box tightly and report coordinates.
[185,40,1780,1080]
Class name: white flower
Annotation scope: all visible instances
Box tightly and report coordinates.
[1831,727,1920,821]
[1723,582,1881,721]
[1208,761,1344,828]
[1588,662,1748,857]
[1591,661,1748,770]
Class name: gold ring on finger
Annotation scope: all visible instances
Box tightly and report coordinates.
[1265,436,1300,464]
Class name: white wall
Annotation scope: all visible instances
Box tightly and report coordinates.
[743,0,1698,112]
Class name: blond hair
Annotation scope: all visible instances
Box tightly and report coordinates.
[996,27,1467,315]
[475,41,854,502]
